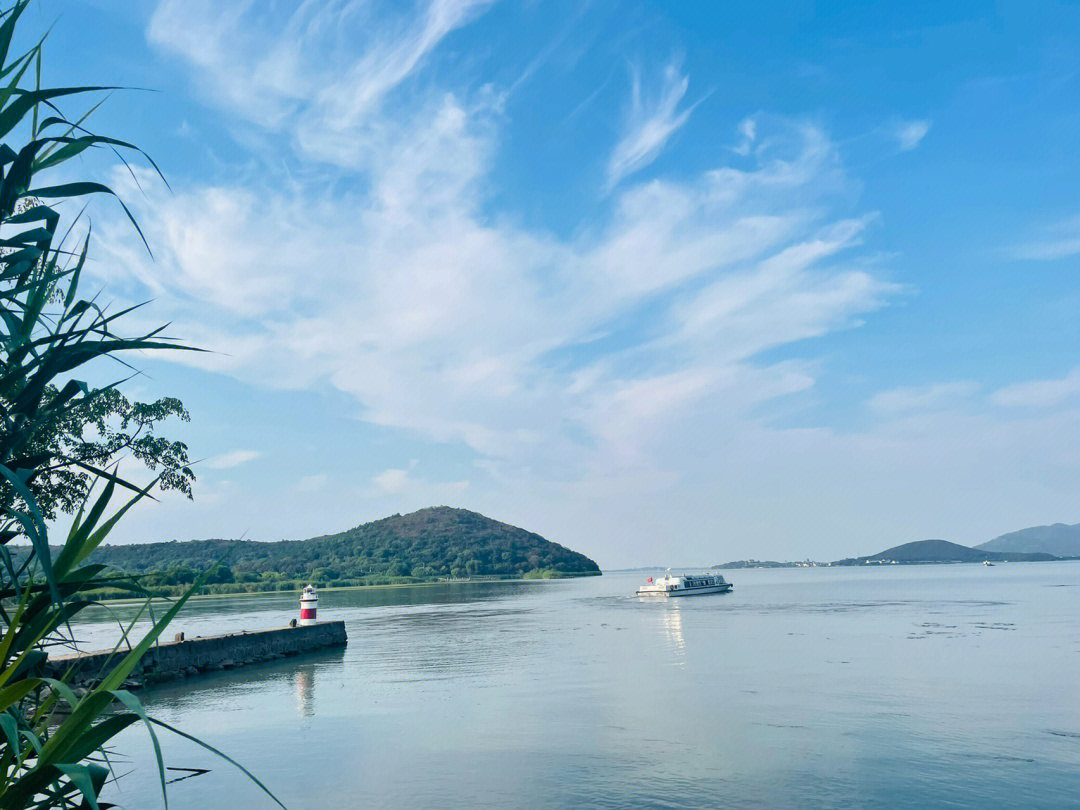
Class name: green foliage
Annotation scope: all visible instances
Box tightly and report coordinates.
[87,507,602,595]
[0,3,276,807]
[9,386,194,521]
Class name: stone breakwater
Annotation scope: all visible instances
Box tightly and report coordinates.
[44,620,348,688]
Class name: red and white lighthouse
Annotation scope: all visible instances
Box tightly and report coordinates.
[299,584,318,626]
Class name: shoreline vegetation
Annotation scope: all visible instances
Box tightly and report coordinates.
[92,572,599,606]
[80,506,601,599]
[88,569,601,601]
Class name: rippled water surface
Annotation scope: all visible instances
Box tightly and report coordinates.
[82,563,1080,809]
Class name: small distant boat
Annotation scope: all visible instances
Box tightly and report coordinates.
[636,572,732,597]
[983,560,994,567]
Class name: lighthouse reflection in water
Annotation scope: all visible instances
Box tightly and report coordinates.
[294,666,315,717]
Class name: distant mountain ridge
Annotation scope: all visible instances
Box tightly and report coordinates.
[835,538,1057,565]
[86,507,600,595]
[977,522,1080,557]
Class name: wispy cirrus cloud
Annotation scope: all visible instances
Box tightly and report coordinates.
[206,449,261,470]
[95,0,927,557]
[605,60,698,190]
[992,367,1080,408]
[895,119,931,151]
[869,381,980,414]
[107,0,896,482]
[148,0,495,162]
[1009,214,1080,261]
[98,112,891,478]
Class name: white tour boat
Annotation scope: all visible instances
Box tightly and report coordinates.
[636,572,732,597]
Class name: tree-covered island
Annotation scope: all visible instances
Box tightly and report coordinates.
[84,506,600,596]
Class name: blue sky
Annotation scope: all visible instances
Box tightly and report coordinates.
[30,0,1080,565]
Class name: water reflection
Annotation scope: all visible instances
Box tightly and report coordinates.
[323,579,538,610]
[351,603,541,683]
[659,603,686,658]
[137,646,346,715]
[295,667,314,718]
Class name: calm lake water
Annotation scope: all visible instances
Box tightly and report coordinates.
[81,563,1080,809]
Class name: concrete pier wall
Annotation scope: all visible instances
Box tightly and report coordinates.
[45,620,347,688]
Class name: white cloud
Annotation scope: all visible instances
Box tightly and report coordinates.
[373,468,410,494]
[98,112,889,482]
[895,119,931,151]
[1010,214,1080,261]
[992,367,1080,408]
[371,468,469,501]
[732,117,756,156]
[606,61,697,189]
[93,0,981,561]
[869,381,980,414]
[148,0,494,120]
[205,450,261,470]
[149,0,497,172]
[295,474,329,493]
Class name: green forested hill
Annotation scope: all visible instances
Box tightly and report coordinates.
[86,507,600,594]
